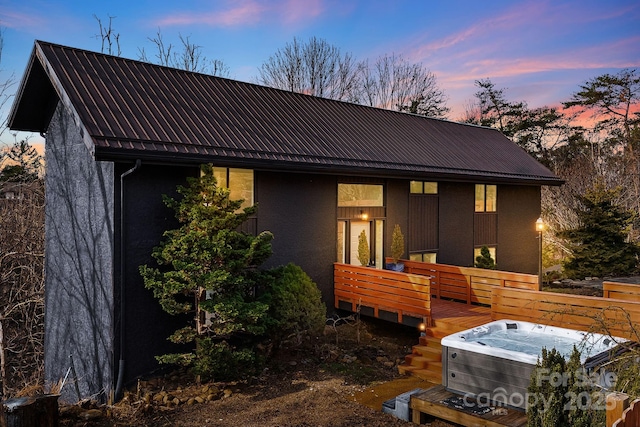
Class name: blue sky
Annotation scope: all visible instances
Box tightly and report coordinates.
[1,0,639,143]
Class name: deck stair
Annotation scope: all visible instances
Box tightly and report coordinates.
[398,331,444,383]
[398,299,492,383]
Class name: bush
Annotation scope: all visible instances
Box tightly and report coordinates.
[475,246,496,269]
[262,263,326,346]
[527,347,605,427]
[192,339,261,382]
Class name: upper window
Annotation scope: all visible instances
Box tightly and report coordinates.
[475,184,496,212]
[410,181,438,194]
[338,184,383,207]
[213,167,254,209]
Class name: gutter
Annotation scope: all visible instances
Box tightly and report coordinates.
[115,159,141,401]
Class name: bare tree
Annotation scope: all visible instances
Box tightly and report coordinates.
[93,14,121,56]
[0,27,16,143]
[359,53,449,118]
[138,29,230,77]
[257,36,363,102]
[0,140,45,399]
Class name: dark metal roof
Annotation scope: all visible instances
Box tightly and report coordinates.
[9,41,562,185]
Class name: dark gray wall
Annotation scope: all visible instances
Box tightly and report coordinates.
[438,182,475,266]
[116,163,197,389]
[44,105,115,403]
[497,185,541,274]
[255,171,337,309]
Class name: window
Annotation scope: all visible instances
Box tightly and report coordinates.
[338,184,383,206]
[213,167,254,209]
[410,181,438,194]
[410,252,437,263]
[475,184,496,212]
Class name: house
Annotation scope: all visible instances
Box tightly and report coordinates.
[8,41,562,402]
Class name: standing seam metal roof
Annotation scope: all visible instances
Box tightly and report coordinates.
[9,41,562,185]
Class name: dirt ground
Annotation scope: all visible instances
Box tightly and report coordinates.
[59,317,459,427]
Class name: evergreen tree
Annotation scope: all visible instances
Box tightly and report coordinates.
[565,347,605,427]
[140,164,274,380]
[475,246,496,269]
[527,348,568,427]
[357,230,370,266]
[558,183,639,279]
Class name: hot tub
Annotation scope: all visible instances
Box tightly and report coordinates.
[441,319,625,409]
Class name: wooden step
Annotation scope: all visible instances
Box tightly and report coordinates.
[419,335,442,347]
[429,320,467,336]
[408,345,441,360]
[398,365,442,383]
[404,354,440,368]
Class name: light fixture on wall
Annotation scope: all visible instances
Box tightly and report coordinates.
[359,210,368,221]
[536,217,545,290]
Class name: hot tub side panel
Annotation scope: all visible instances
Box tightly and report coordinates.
[442,346,535,409]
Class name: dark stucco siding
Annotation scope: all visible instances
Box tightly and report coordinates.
[438,182,475,266]
[496,185,541,274]
[116,163,198,390]
[255,171,337,309]
[44,105,115,403]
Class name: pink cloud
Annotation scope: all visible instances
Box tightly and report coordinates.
[0,8,46,29]
[155,1,267,27]
[278,0,325,24]
[154,0,327,28]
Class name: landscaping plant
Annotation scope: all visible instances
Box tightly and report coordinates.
[139,164,325,381]
[474,246,496,269]
[139,164,274,380]
[357,230,370,266]
[527,347,605,427]
[390,224,405,264]
[558,182,639,279]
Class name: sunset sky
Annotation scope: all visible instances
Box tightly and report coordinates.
[1,0,639,148]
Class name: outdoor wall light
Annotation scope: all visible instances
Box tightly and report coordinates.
[536,217,544,290]
[359,210,369,220]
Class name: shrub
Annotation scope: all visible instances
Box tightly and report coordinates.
[528,347,605,427]
[527,347,568,427]
[262,263,326,346]
[391,224,405,264]
[475,246,496,269]
[192,339,260,381]
[358,230,370,266]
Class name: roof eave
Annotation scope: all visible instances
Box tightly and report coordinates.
[94,145,564,186]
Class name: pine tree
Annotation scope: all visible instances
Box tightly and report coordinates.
[139,164,274,380]
[565,347,605,426]
[559,182,639,279]
[527,348,568,427]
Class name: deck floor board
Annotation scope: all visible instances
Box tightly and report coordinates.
[430,298,492,333]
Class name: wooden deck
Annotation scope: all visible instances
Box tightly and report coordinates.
[430,299,492,337]
[410,385,528,427]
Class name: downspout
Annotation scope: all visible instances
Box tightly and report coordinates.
[115,159,141,401]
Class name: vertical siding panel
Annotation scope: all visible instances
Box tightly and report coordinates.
[474,213,498,246]
[409,195,438,252]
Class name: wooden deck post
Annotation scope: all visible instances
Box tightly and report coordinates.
[607,392,629,427]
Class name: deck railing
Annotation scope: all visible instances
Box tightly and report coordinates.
[604,281,640,301]
[393,258,538,306]
[333,263,431,325]
[492,287,640,341]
